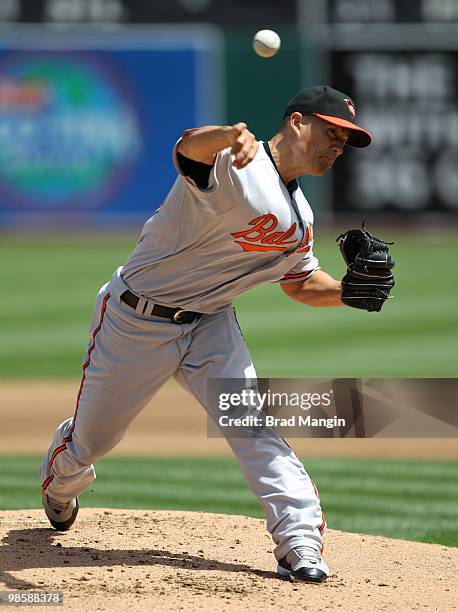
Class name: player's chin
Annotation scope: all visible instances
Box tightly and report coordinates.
[314,157,334,175]
[316,155,337,176]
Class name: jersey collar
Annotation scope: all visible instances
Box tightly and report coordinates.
[262,141,298,196]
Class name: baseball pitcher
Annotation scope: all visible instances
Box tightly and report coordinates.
[40,86,395,583]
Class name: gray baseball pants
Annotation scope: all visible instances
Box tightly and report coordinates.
[40,269,325,561]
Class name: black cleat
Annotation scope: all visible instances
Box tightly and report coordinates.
[277,546,329,583]
[42,495,79,531]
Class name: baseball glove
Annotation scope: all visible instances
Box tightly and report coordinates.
[336,223,395,312]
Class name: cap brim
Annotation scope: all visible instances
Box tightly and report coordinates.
[314,113,372,148]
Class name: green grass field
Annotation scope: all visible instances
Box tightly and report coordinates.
[1,455,456,547]
[1,231,457,377]
[1,232,457,549]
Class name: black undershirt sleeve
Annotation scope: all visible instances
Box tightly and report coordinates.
[176,151,213,189]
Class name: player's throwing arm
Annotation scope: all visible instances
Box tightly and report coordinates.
[178,123,259,168]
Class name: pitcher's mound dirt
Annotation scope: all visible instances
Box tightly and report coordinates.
[0,509,456,611]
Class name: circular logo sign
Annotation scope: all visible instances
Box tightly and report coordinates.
[0,52,142,209]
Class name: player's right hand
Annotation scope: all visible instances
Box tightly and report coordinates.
[224,122,259,169]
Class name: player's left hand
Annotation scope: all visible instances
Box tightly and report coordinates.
[336,223,395,312]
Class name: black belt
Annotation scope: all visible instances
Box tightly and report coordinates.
[120,290,200,324]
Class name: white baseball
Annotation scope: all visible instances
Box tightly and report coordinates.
[253,30,281,58]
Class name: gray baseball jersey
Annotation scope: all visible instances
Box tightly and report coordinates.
[122,141,319,313]
[40,137,326,564]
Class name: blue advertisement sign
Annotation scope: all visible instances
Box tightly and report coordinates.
[0,25,223,226]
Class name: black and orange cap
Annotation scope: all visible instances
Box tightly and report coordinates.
[283,85,372,148]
